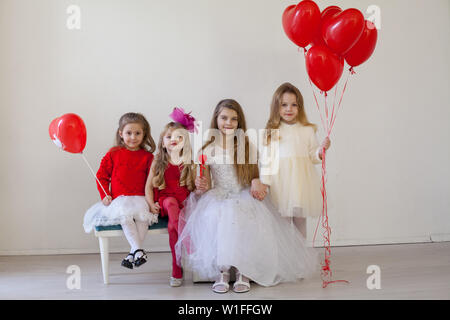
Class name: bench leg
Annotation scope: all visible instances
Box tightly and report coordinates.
[98,236,109,285]
[192,271,201,283]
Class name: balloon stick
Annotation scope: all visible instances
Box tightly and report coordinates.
[81,153,109,198]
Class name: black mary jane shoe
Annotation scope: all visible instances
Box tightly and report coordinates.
[133,249,147,268]
[121,253,134,269]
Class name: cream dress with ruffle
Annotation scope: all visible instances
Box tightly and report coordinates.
[259,122,322,218]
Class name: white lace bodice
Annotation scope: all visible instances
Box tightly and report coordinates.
[204,145,244,198]
[210,163,243,193]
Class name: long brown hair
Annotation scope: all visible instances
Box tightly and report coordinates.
[264,82,316,145]
[152,122,195,191]
[114,113,156,152]
[202,99,259,187]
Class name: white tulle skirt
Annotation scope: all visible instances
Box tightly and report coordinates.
[83,195,159,233]
[175,188,320,287]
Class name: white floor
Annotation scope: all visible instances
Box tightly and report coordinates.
[0,242,449,300]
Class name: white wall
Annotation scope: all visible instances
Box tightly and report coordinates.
[0,0,449,255]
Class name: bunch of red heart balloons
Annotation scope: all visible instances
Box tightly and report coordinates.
[282,0,377,92]
[49,113,87,154]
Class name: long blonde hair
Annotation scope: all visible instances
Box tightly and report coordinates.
[202,99,259,187]
[114,113,156,152]
[152,122,195,191]
[264,82,316,145]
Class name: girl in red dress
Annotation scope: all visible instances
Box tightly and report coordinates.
[83,113,159,269]
[145,109,197,287]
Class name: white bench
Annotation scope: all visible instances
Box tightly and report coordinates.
[93,216,217,284]
[94,216,169,284]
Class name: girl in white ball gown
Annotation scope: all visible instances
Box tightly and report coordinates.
[175,99,319,294]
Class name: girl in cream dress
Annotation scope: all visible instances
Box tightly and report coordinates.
[258,83,331,237]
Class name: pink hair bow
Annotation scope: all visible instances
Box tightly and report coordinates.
[169,107,198,133]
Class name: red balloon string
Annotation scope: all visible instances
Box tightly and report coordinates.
[308,77,327,132]
[329,85,338,134]
[304,53,351,288]
[330,69,352,132]
[324,92,330,134]
[317,148,349,288]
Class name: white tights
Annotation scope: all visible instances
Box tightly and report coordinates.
[121,219,149,260]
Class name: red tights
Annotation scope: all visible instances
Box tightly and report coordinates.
[162,197,183,279]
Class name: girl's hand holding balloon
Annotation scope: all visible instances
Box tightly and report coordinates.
[319,137,331,159]
[102,195,112,206]
[322,137,331,150]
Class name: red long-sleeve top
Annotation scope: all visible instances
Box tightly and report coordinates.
[96,147,154,200]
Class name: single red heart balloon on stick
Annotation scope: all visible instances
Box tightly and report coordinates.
[282,0,321,48]
[49,113,87,154]
[322,8,365,56]
[48,113,111,197]
[306,45,344,93]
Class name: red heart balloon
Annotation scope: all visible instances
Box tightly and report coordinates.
[312,6,342,47]
[49,117,61,147]
[49,113,87,154]
[322,8,365,56]
[282,0,321,48]
[306,45,344,92]
[344,20,378,68]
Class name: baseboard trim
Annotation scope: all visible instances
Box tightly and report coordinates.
[2,234,449,256]
[0,246,170,256]
[307,235,439,248]
[430,233,450,242]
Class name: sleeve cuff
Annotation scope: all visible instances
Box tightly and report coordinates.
[259,175,271,186]
[315,148,322,163]
[100,193,111,200]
